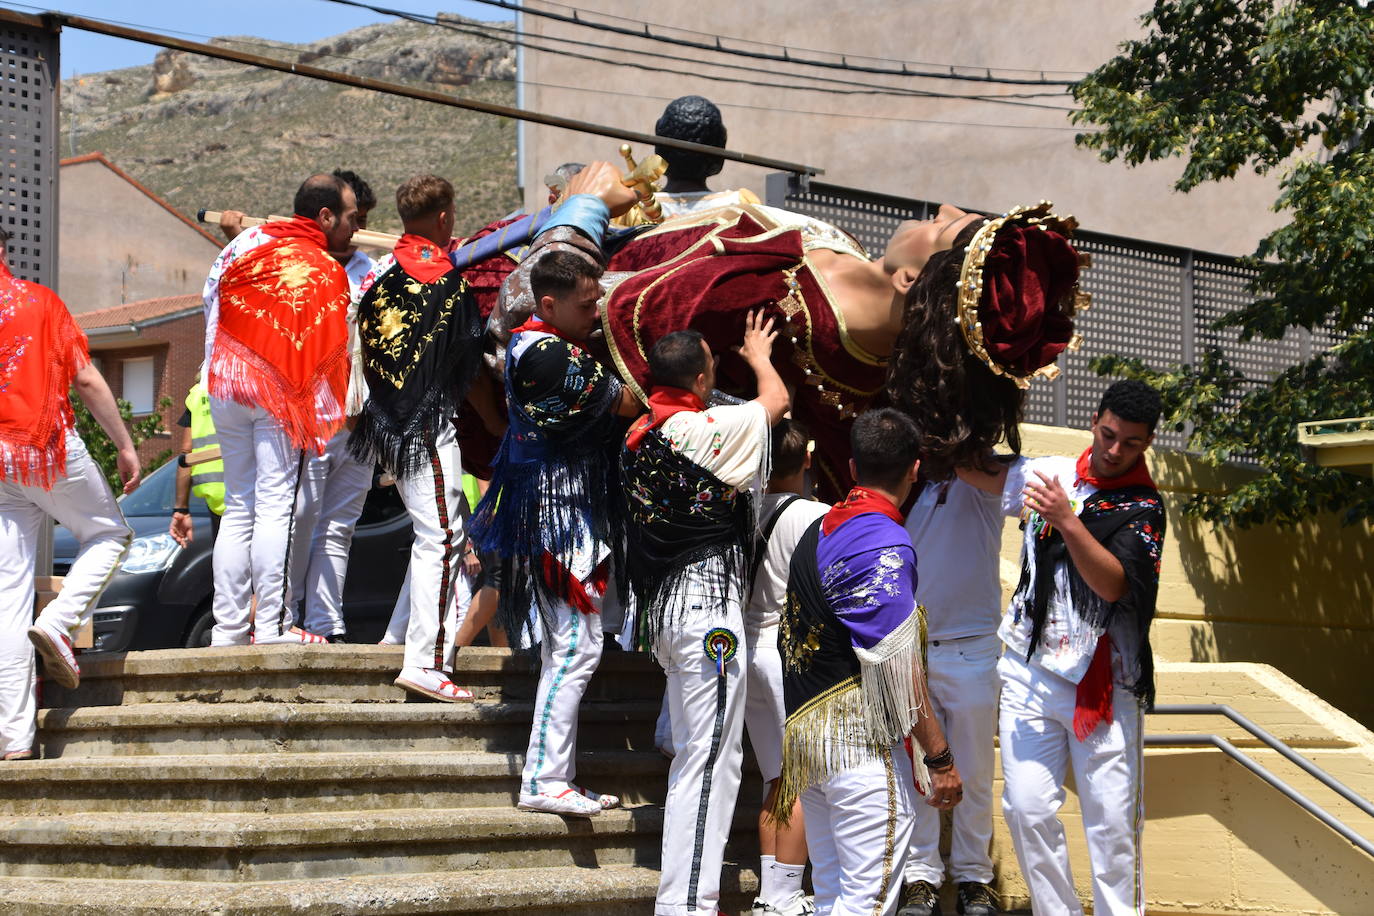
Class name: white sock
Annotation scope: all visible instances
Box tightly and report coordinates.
[758,855,776,901]
[764,858,806,906]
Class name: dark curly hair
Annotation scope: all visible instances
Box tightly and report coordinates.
[654,95,726,184]
[885,220,1024,480]
[1098,378,1162,432]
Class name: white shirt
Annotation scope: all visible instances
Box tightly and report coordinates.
[904,477,1004,641]
[340,248,376,298]
[996,455,1101,684]
[747,493,830,634]
[658,401,770,491]
[201,225,275,369]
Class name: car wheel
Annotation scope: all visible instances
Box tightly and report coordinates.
[183,603,214,649]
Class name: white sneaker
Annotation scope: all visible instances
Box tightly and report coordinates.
[750,895,814,916]
[517,787,602,817]
[28,622,79,688]
[253,626,328,645]
[394,666,474,702]
[570,783,621,809]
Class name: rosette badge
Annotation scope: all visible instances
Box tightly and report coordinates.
[954,201,1092,389]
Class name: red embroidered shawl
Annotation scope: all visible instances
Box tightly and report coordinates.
[0,264,90,488]
[209,217,350,453]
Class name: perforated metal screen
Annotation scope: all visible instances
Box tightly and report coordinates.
[765,175,1315,446]
[0,18,58,288]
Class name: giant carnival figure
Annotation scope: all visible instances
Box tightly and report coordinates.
[453,159,1087,500]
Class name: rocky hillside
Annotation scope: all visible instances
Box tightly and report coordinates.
[60,15,522,238]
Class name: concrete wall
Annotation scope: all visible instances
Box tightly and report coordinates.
[1007,425,1374,729]
[59,157,221,312]
[518,1,1283,256]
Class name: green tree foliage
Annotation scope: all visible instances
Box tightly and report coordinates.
[70,394,173,494]
[1072,0,1374,527]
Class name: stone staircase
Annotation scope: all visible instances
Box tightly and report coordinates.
[0,645,761,914]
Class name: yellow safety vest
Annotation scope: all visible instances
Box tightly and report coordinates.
[186,383,225,516]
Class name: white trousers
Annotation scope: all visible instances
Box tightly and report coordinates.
[289,426,371,637]
[522,595,604,794]
[905,632,1000,886]
[0,434,131,754]
[802,747,916,916]
[210,397,313,644]
[743,626,785,786]
[653,571,748,916]
[392,431,471,671]
[998,651,1145,916]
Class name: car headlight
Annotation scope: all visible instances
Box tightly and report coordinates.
[121,532,182,573]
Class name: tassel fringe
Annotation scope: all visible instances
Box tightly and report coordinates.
[208,332,346,454]
[771,678,930,824]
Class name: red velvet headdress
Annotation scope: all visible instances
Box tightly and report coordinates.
[956,202,1090,389]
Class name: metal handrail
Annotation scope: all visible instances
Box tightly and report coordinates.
[1152,704,1374,819]
[1148,704,1374,858]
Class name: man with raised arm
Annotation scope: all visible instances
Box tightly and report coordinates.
[0,226,140,759]
[470,249,641,817]
[621,313,788,916]
[349,175,486,701]
[958,379,1167,916]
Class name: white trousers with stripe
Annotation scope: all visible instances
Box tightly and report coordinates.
[210,397,314,644]
[803,746,917,916]
[998,651,1145,916]
[653,567,748,916]
[392,429,470,671]
[289,426,371,638]
[521,594,604,794]
[0,433,131,755]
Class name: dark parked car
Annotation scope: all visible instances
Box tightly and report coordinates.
[54,458,414,651]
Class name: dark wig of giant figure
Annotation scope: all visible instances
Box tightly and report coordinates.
[885,221,1023,480]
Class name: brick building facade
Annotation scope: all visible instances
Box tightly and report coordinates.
[76,295,203,469]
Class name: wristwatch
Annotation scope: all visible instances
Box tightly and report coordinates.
[171,507,191,517]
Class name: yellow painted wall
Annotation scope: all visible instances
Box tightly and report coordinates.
[975,664,1374,915]
[1007,425,1374,728]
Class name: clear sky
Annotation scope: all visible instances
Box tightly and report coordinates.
[0,1,507,77]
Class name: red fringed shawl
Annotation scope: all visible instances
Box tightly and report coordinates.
[209,217,351,453]
[0,264,89,489]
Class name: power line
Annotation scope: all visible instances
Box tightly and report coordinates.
[450,0,1082,85]
[318,0,1079,114]
[24,7,827,173]
[33,4,1086,137]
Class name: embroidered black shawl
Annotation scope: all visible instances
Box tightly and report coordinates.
[348,262,483,476]
[470,329,625,643]
[620,429,755,648]
[1017,485,1166,707]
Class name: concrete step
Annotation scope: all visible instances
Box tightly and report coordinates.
[36,700,662,758]
[49,646,666,707]
[0,863,761,914]
[0,805,757,882]
[0,750,673,814]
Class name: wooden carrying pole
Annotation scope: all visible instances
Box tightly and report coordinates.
[198,210,400,251]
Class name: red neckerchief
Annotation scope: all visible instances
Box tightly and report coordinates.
[821,486,904,535]
[1070,445,1155,741]
[258,214,328,247]
[625,386,704,451]
[391,233,453,284]
[1074,445,1155,491]
[510,314,588,349]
